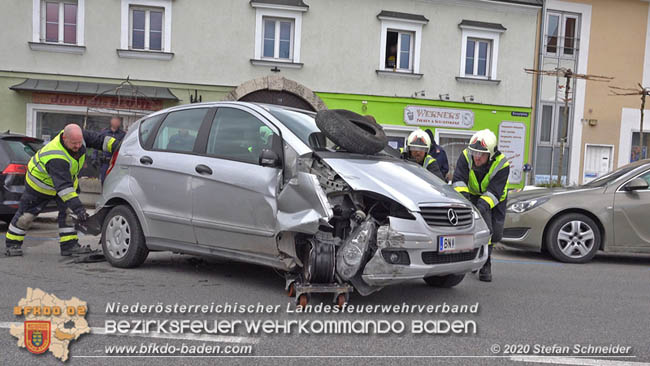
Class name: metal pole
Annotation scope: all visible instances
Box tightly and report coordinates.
[557,73,571,186]
[641,91,646,159]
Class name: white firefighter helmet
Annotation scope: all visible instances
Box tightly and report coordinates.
[468,129,498,159]
[406,130,431,152]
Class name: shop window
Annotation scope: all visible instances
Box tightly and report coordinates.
[35,112,111,178]
[546,12,579,57]
[436,130,474,176]
[631,132,650,162]
[39,0,80,44]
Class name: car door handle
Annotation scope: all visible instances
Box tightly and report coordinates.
[195,164,212,175]
[140,156,153,165]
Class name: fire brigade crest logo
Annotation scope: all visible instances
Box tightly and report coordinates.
[24,321,51,354]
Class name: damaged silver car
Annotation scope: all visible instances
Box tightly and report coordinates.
[90,102,490,304]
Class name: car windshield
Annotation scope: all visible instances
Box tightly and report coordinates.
[582,160,648,187]
[264,105,396,157]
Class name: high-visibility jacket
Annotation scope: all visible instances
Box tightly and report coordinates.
[400,148,444,180]
[26,130,117,204]
[453,149,509,209]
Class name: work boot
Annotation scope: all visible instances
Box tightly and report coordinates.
[5,244,23,257]
[479,258,492,282]
[60,243,93,257]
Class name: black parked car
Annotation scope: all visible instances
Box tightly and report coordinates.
[0,132,44,223]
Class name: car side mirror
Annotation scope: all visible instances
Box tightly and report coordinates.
[259,149,281,168]
[623,177,649,191]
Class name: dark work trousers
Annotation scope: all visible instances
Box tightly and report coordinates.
[5,186,78,249]
[468,195,507,270]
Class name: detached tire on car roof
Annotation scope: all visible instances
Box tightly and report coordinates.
[315,109,388,155]
[545,213,600,263]
[101,205,149,268]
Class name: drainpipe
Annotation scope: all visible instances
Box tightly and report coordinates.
[530,0,547,185]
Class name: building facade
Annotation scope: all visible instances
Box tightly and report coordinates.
[0,0,541,188]
[532,0,650,185]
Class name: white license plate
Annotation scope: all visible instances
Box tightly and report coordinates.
[438,235,473,253]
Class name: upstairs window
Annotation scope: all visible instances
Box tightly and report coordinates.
[464,38,491,77]
[384,30,414,71]
[546,12,579,57]
[41,0,78,44]
[262,18,294,60]
[130,7,163,51]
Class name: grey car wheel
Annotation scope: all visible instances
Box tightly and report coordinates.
[105,215,131,259]
[546,213,600,263]
[101,205,149,268]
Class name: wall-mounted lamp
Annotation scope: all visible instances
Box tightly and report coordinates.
[462,95,475,103]
[412,90,425,98]
[361,100,368,112]
[439,93,450,101]
[582,118,598,126]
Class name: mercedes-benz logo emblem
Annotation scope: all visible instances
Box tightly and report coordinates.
[447,208,459,226]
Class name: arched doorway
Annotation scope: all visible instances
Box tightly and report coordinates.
[225,75,327,111]
[239,89,316,111]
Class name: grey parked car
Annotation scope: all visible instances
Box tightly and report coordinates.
[92,102,490,301]
[501,160,650,263]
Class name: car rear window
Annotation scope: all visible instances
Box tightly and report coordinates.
[2,139,38,164]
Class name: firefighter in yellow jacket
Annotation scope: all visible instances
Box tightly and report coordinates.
[452,129,510,282]
[5,124,120,257]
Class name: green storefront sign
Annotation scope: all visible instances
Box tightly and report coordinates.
[316,92,532,189]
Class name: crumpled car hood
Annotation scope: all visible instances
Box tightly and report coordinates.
[320,156,466,212]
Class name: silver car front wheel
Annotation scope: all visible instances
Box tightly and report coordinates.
[546,213,601,263]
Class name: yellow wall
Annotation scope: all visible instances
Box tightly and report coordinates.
[578,0,648,179]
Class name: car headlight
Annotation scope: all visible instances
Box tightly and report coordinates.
[507,197,550,213]
[336,220,375,280]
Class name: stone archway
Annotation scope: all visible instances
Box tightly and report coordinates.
[225,75,327,111]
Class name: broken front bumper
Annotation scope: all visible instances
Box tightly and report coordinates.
[361,216,490,287]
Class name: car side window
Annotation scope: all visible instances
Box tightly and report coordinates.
[206,108,276,165]
[139,114,165,147]
[640,171,650,188]
[153,109,208,152]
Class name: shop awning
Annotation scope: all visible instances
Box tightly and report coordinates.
[10,78,179,101]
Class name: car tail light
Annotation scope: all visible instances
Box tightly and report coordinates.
[2,164,27,175]
[105,149,119,177]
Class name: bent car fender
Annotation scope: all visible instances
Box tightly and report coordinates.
[276,172,332,235]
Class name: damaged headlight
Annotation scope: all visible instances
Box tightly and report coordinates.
[376,225,405,248]
[336,220,376,280]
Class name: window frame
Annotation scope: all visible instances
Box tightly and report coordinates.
[545,11,579,58]
[253,7,304,64]
[378,19,423,74]
[33,0,84,46]
[129,5,165,51]
[120,0,172,54]
[261,17,295,61]
[459,26,501,80]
